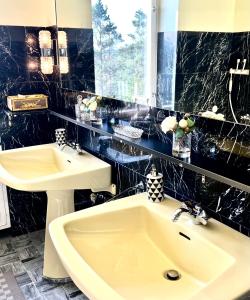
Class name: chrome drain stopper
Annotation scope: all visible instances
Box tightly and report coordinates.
[163,270,181,281]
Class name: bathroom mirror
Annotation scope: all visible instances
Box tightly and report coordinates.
[55,0,250,125]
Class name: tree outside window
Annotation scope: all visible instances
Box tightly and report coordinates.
[92,0,148,102]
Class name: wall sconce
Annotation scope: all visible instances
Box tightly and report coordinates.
[58,31,69,74]
[39,30,54,74]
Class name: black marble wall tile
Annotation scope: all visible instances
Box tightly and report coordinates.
[157,30,250,123]
[0,26,59,103]
[61,79,95,95]
[177,32,232,74]
[175,71,230,115]
[198,178,250,237]
[1,111,54,150]
[230,32,250,67]
[0,26,26,85]
[7,189,47,236]
[193,118,250,184]
[59,28,95,93]
[0,25,94,111]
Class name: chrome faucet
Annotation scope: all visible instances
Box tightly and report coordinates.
[59,141,84,155]
[172,202,209,225]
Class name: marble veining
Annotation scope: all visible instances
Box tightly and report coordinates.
[0,26,59,110]
[157,31,250,123]
[0,25,94,111]
[59,28,95,93]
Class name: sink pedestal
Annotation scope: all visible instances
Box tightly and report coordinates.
[43,190,75,280]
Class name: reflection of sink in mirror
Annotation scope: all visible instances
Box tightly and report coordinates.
[130,120,158,136]
[50,193,250,300]
[106,148,150,164]
[99,137,151,163]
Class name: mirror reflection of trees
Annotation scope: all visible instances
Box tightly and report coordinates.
[92,0,147,102]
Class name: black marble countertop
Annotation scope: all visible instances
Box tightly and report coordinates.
[49,106,250,193]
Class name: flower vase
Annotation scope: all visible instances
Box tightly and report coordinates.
[90,110,97,121]
[172,133,191,158]
[80,111,91,122]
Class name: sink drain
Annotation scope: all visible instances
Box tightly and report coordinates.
[163,270,181,281]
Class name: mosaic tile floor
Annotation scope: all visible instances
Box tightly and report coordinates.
[0,230,89,300]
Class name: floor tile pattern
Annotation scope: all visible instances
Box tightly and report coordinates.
[0,273,14,300]
[0,231,89,300]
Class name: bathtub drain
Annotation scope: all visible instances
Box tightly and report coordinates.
[163,270,181,281]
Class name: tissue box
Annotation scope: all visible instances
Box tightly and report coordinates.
[7,94,48,111]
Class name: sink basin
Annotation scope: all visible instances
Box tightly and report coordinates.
[0,143,111,191]
[50,193,250,300]
[0,143,112,280]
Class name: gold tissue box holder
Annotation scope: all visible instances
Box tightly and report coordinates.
[7,94,48,111]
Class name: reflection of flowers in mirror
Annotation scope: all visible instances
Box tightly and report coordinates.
[79,96,102,112]
[198,106,225,121]
[26,34,36,46]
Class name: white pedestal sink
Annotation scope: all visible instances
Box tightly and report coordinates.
[0,143,113,280]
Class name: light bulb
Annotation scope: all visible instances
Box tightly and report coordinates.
[27,58,39,71]
[58,31,67,49]
[57,31,69,74]
[59,56,69,74]
[41,57,53,74]
[39,30,52,49]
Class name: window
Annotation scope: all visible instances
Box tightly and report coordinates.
[92,0,157,105]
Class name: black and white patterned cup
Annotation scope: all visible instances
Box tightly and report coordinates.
[55,128,66,146]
